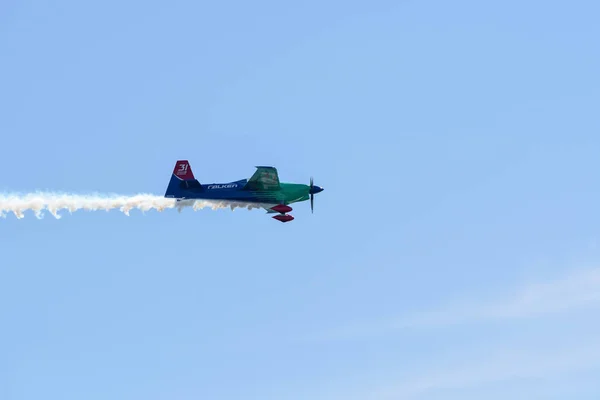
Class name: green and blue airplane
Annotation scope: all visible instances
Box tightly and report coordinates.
[164,160,324,222]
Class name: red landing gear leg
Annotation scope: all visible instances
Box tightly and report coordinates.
[270,204,292,214]
[270,204,294,222]
[273,213,294,222]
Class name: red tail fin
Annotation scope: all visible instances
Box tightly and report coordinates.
[173,160,195,180]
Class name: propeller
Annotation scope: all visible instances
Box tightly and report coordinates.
[310,177,314,213]
[308,176,323,213]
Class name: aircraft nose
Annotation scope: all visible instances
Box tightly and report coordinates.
[310,185,324,194]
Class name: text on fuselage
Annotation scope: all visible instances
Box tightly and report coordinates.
[208,184,238,189]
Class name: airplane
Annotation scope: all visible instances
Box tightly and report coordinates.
[164,160,324,222]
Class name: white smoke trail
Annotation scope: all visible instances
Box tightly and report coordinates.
[0,192,274,220]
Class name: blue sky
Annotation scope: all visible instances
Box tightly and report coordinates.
[1,0,600,398]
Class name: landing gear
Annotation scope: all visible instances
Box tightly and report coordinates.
[273,213,294,222]
[270,204,294,222]
[270,204,292,214]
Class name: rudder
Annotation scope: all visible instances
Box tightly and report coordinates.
[173,160,194,180]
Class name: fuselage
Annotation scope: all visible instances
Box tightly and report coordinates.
[167,177,310,205]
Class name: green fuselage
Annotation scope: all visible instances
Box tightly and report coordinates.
[244,182,310,205]
[278,183,311,204]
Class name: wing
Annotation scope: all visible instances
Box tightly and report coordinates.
[243,166,280,191]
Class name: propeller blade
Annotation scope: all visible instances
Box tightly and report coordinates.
[309,177,315,213]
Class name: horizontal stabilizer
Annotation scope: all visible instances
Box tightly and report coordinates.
[180,179,203,190]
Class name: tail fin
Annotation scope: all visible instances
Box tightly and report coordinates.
[173,160,194,180]
[165,160,201,198]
